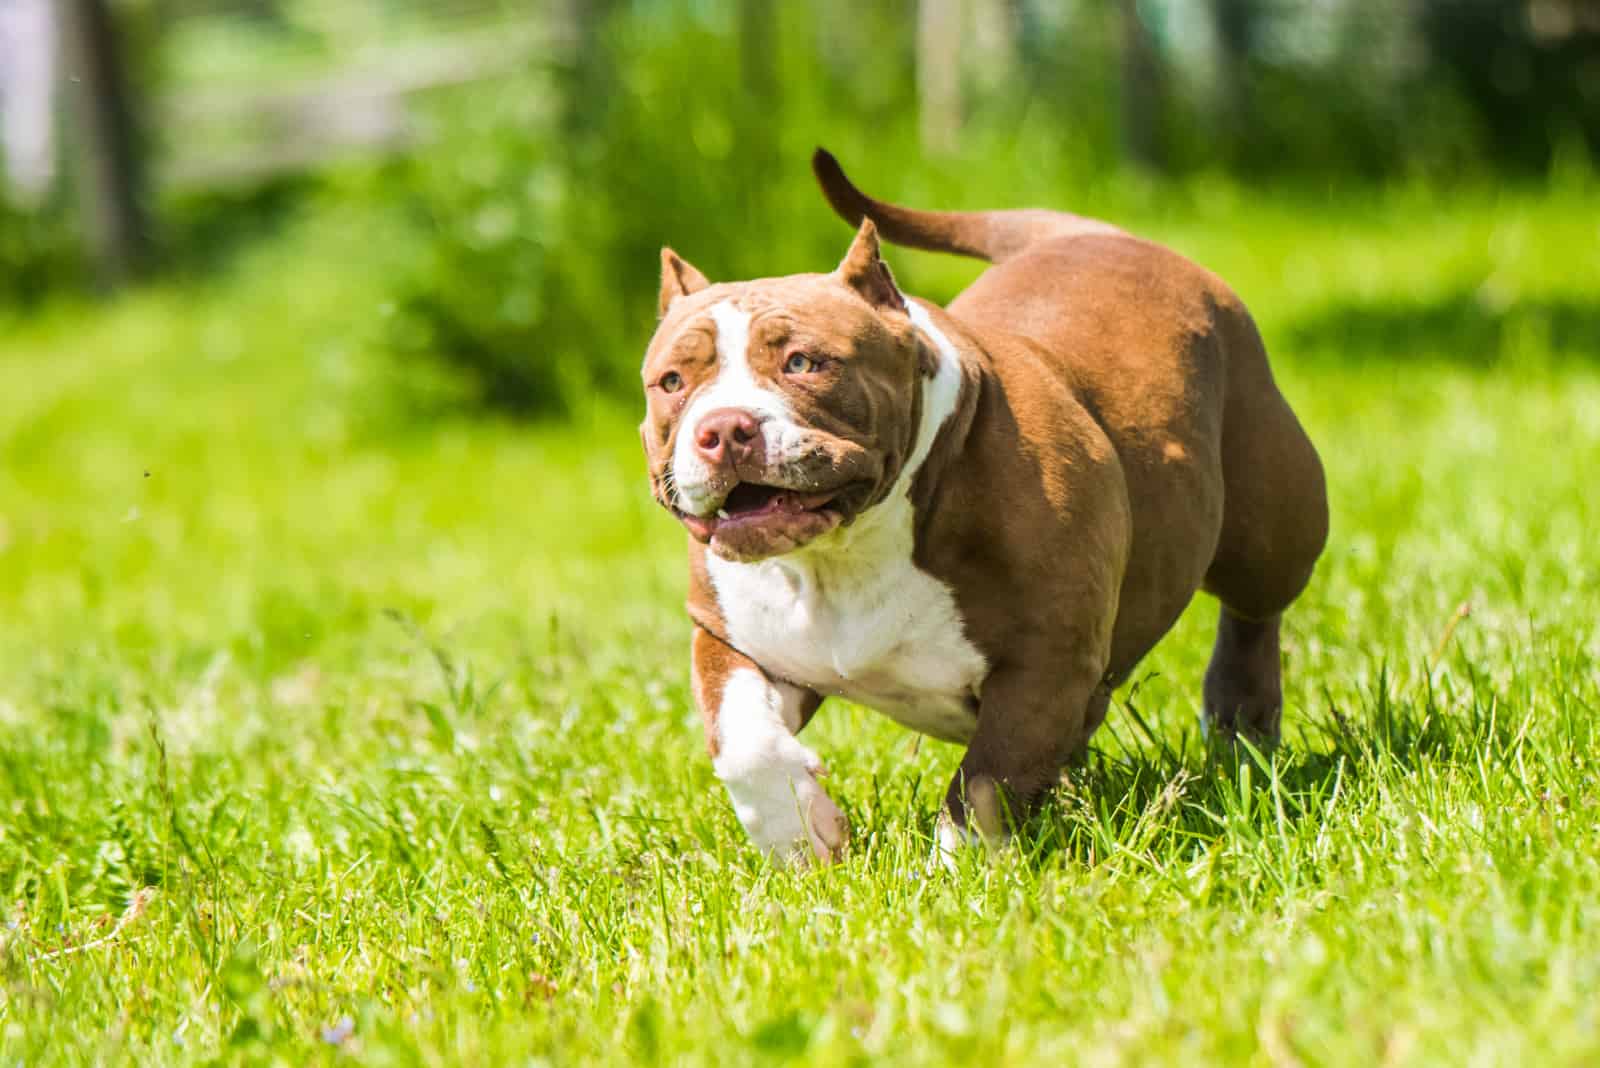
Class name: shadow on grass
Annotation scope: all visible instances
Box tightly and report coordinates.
[1283,289,1600,366]
[1009,664,1527,874]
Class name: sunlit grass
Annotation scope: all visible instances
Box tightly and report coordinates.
[2,183,1599,1064]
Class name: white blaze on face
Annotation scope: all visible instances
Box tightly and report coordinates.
[672,301,803,517]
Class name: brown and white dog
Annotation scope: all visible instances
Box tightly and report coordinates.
[639,150,1328,865]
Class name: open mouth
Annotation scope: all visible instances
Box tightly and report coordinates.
[676,481,841,541]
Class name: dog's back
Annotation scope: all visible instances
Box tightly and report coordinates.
[812,149,1328,686]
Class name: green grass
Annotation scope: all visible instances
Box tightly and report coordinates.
[3,182,1600,1065]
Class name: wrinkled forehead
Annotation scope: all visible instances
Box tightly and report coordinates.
[642,275,883,370]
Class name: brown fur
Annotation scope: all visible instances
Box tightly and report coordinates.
[690,625,823,758]
[644,151,1328,845]
[685,549,822,754]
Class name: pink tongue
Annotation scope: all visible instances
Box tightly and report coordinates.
[681,513,716,539]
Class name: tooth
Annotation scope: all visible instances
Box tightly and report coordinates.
[717,509,729,519]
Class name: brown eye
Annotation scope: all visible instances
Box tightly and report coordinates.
[659,371,684,393]
[783,352,818,375]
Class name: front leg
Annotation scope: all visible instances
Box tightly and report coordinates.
[939,654,1109,856]
[691,626,848,865]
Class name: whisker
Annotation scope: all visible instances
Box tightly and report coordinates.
[660,466,681,509]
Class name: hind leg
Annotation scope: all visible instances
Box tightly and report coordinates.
[1201,307,1328,745]
[1203,607,1283,744]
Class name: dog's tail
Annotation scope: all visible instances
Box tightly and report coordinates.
[811,148,1122,265]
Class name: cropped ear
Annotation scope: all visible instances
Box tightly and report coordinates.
[834,219,906,313]
[659,248,711,317]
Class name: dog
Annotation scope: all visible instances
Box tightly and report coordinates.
[638,149,1328,865]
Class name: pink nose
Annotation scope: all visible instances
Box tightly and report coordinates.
[694,408,763,468]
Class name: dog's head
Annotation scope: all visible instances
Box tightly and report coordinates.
[640,221,938,562]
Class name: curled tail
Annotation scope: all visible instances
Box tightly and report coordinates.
[811,147,1123,264]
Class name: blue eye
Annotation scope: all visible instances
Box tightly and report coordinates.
[784,353,817,374]
[659,371,684,393]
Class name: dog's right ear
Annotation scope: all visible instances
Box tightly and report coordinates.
[659,248,710,317]
[835,219,907,314]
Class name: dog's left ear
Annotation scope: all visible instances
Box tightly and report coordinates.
[659,248,711,317]
[835,219,906,313]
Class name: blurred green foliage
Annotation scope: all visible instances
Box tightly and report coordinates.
[386,72,599,414]
[385,3,905,414]
[380,0,1079,414]
[0,188,84,307]
[375,0,1599,414]
[7,0,1598,412]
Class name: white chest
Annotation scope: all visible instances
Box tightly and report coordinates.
[705,298,987,743]
[707,499,988,743]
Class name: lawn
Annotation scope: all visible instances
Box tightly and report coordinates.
[2,182,1599,1065]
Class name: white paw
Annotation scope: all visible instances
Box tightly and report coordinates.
[710,667,848,865]
[720,753,848,866]
[715,738,847,866]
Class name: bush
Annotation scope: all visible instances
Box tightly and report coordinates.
[385,80,578,413]
[380,0,1598,418]
[0,187,84,307]
[383,1,933,417]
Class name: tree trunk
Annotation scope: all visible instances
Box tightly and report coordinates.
[554,0,615,141]
[0,0,59,202]
[59,0,152,288]
[918,0,964,155]
[1117,0,1165,173]
[738,0,778,179]
[968,0,1020,95]
[1209,0,1255,165]
[739,0,777,103]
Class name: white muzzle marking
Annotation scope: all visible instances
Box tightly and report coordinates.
[671,301,806,517]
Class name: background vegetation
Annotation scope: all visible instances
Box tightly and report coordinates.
[2,0,1599,1063]
[8,0,1600,408]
